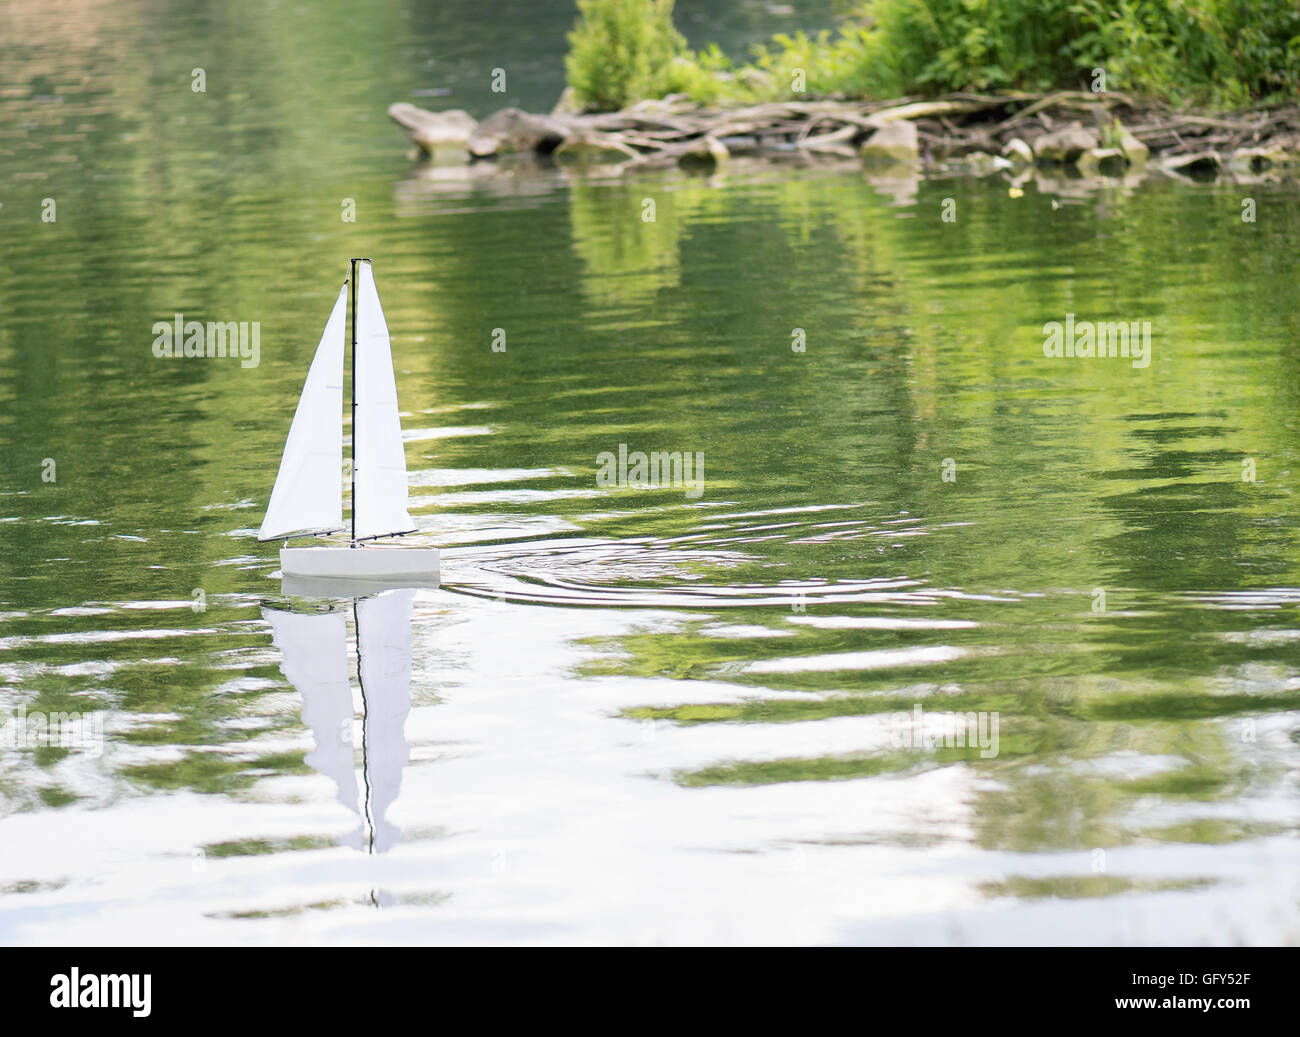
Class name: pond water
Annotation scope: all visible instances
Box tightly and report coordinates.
[1,0,1298,945]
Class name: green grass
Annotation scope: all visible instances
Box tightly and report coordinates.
[565,0,1300,110]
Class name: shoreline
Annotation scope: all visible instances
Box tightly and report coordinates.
[390,91,1300,184]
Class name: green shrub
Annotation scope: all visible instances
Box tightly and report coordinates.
[565,0,690,110]
[804,0,1298,105]
[565,0,1300,110]
[1217,0,1300,100]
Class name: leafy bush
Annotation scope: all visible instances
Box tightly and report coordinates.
[1216,0,1300,100]
[565,0,690,110]
[565,0,1300,110]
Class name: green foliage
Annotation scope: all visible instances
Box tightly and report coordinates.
[660,43,750,106]
[749,24,889,98]
[1216,0,1300,100]
[565,0,1300,110]
[564,0,690,110]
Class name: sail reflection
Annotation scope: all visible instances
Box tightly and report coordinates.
[263,588,415,854]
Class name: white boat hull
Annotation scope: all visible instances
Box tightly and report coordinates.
[280,545,439,582]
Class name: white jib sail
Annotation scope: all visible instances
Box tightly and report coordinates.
[258,285,348,541]
[263,607,359,813]
[352,262,414,540]
[356,588,414,853]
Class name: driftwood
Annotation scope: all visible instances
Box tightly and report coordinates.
[389,92,1300,178]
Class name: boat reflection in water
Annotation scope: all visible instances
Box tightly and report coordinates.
[263,584,419,855]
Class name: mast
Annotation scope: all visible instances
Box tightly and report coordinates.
[349,257,372,545]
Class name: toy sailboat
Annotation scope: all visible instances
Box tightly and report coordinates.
[259,259,439,582]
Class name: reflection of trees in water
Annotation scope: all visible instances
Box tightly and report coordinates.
[604,590,1300,858]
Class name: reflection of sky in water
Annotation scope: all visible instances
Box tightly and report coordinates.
[4,568,1298,944]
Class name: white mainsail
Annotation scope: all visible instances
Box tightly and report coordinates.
[356,588,415,853]
[352,261,414,540]
[262,607,359,813]
[258,285,348,541]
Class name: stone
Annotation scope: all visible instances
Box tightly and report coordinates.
[1161,150,1222,176]
[1032,122,1098,164]
[1229,145,1295,173]
[678,135,729,169]
[1001,137,1034,166]
[1076,148,1127,177]
[387,103,477,154]
[860,119,919,164]
[467,108,568,157]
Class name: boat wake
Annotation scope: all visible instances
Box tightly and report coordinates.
[434,536,999,610]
